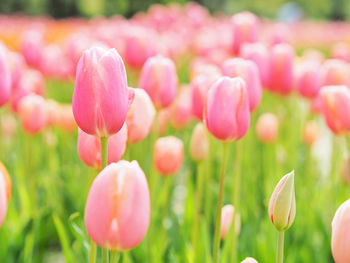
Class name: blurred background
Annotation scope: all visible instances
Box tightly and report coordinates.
[0,0,350,20]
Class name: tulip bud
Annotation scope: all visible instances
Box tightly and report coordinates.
[204,77,250,142]
[157,108,172,135]
[241,257,258,263]
[267,44,294,95]
[222,58,262,111]
[0,162,11,227]
[170,86,192,129]
[302,120,320,147]
[268,171,296,231]
[0,43,11,107]
[319,59,350,87]
[77,124,127,169]
[85,160,150,250]
[139,55,178,108]
[256,113,279,144]
[18,94,47,135]
[231,12,259,54]
[190,123,209,162]
[72,47,133,137]
[220,204,240,239]
[154,136,184,175]
[240,42,269,87]
[20,29,43,67]
[126,88,156,144]
[295,61,321,99]
[331,199,350,263]
[320,86,350,135]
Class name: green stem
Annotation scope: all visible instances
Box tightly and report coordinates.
[100,137,108,169]
[192,161,204,254]
[277,231,285,263]
[213,143,229,263]
[102,248,109,263]
[110,250,119,263]
[89,241,97,263]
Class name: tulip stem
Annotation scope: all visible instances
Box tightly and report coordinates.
[100,137,108,169]
[102,248,109,263]
[89,241,97,263]
[192,161,204,254]
[277,231,284,263]
[213,143,229,263]
[110,251,119,262]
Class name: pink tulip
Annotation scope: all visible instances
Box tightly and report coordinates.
[0,44,11,107]
[267,44,294,95]
[85,160,150,250]
[319,59,350,87]
[221,58,262,111]
[204,77,250,142]
[191,73,220,120]
[126,88,156,144]
[240,42,269,86]
[295,61,321,99]
[8,51,25,90]
[231,12,259,54]
[154,136,184,175]
[331,42,350,62]
[190,123,209,162]
[77,124,127,169]
[256,113,279,144]
[157,108,172,135]
[241,257,258,263]
[0,162,11,227]
[220,204,235,239]
[20,29,44,67]
[332,199,350,263]
[302,49,324,65]
[320,86,350,135]
[18,94,47,135]
[170,86,193,129]
[72,47,134,137]
[139,55,178,108]
[56,105,77,132]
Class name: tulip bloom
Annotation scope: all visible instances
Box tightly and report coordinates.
[296,61,321,99]
[154,136,184,175]
[85,161,150,250]
[319,59,350,87]
[139,55,178,108]
[18,94,47,135]
[204,77,250,142]
[73,47,133,137]
[231,12,259,54]
[190,123,209,162]
[256,113,279,144]
[241,257,258,263]
[268,171,296,231]
[221,58,262,111]
[77,124,127,169]
[320,86,350,135]
[332,199,350,263]
[0,162,11,227]
[240,42,269,86]
[220,204,239,239]
[20,30,43,67]
[170,86,193,129]
[126,88,156,144]
[267,44,294,95]
[0,44,11,107]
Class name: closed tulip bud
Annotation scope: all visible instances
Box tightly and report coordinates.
[296,61,321,99]
[77,124,127,169]
[268,171,296,231]
[241,257,258,263]
[222,58,262,111]
[256,113,279,144]
[231,12,259,54]
[72,47,134,137]
[205,77,250,142]
[85,161,150,250]
[18,94,47,135]
[268,44,294,95]
[191,73,220,120]
[302,120,320,147]
[0,44,11,107]
[220,204,240,239]
[0,162,11,227]
[320,86,350,135]
[20,30,43,67]
[190,123,209,162]
[126,88,156,144]
[340,156,350,185]
[332,199,350,263]
[157,108,172,135]
[139,55,178,108]
[170,86,193,130]
[240,42,269,87]
[319,59,350,87]
[154,136,184,175]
